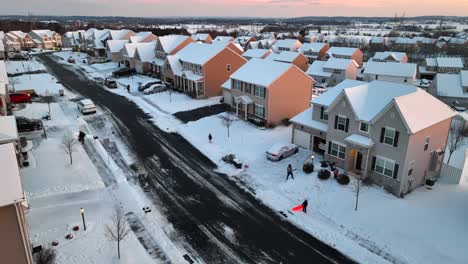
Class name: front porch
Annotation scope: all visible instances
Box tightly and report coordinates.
[344,134,374,179]
[233,95,266,126]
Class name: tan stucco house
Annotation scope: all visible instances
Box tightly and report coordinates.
[291,80,456,197]
[222,58,314,126]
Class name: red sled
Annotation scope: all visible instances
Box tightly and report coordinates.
[292,205,303,212]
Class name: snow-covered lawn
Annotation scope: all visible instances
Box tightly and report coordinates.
[11,73,67,96]
[5,59,47,75]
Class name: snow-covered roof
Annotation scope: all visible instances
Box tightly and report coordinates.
[9,31,28,39]
[327,47,359,57]
[175,42,228,65]
[191,33,211,42]
[130,32,154,43]
[0,143,24,207]
[0,116,18,144]
[135,42,156,63]
[122,43,137,58]
[274,39,301,49]
[306,61,332,77]
[372,51,407,63]
[435,72,468,98]
[299,43,327,53]
[436,57,464,68]
[213,36,233,43]
[312,80,366,105]
[107,40,129,53]
[324,58,357,70]
[229,58,292,87]
[266,51,301,63]
[364,62,417,78]
[394,37,417,44]
[0,61,8,84]
[221,79,231,89]
[290,106,328,132]
[109,29,133,40]
[30,29,56,38]
[242,49,270,59]
[158,35,190,54]
[345,134,374,148]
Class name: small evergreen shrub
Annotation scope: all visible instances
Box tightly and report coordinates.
[318,169,331,180]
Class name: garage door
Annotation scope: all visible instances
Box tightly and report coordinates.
[293,129,311,149]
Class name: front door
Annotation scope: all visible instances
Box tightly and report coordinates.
[355,151,363,171]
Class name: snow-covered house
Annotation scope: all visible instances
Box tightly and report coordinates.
[290,80,456,197]
[222,58,313,126]
[272,39,302,53]
[152,35,194,75]
[62,30,85,49]
[363,62,417,84]
[391,37,418,52]
[369,37,389,51]
[122,43,137,68]
[6,31,33,50]
[0,137,32,264]
[298,42,330,63]
[133,42,157,74]
[106,40,129,63]
[420,57,464,79]
[234,35,256,49]
[164,42,246,99]
[86,29,135,57]
[242,49,272,60]
[29,30,62,49]
[265,51,308,72]
[307,58,358,89]
[212,36,234,44]
[429,71,468,105]
[129,31,157,44]
[370,52,408,63]
[325,47,363,67]
[191,33,212,44]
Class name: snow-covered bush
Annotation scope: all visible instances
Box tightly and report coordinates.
[337,174,350,185]
[318,169,331,180]
[302,162,314,174]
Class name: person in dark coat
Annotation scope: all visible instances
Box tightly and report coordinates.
[333,168,339,179]
[208,133,213,143]
[78,130,86,145]
[302,199,308,213]
[127,84,130,93]
[286,164,294,180]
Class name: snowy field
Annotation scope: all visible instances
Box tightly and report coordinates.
[52,52,468,264]
[5,59,47,75]
[10,73,66,96]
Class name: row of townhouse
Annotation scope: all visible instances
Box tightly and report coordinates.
[0,59,33,264]
[290,80,456,197]
[4,30,62,51]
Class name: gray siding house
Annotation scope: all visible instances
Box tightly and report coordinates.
[291,80,456,197]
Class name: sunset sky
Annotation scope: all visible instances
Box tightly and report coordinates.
[1,0,467,17]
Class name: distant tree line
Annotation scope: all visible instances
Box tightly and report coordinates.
[0,20,67,34]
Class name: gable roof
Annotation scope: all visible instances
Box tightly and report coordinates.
[299,43,327,53]
[436,57,464,68]
[107,40,129,53]
[323,58,357,70]
[274,39,301,49]
[306,61,332,77]
[327,47,359,57]
[135,42,156,62]
[364,62,417,78]
[191,33,211,42]
[312,80,366,105]
[372,51,407,62]
[175,42,229,65]
[242,49,271,59]
[130,31,155,43]
[158,35,190,54]
[213,36,233,43]
[109,29,133,40]
[229,58,293,87]
[122,43,137,58]
[435,71,468,98]
[265,51,301,63]
[0,143,24,207]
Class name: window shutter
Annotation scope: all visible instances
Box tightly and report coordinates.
[380,127,385,143]
[320,107,324,119]
[345,118,350,132]
[371,156,376,171]
[328,142,332,154]
[334,116,338,129]
[393,163,399,179]
[393,131,400,147]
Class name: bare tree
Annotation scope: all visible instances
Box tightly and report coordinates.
[43,89,54,118]
[106,206,131,259]
[218,114,237,138]
[351,175,363,211]
[9,77,19,92]
[62,130,77,165]
[447,122,465,165]
[34,248,56,264]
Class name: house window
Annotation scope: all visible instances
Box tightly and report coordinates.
[254,104,265,118]
[336,115,347,131]
[408,161,415,176]
[333,69,342,74]
[226,64,231,72]
[375,75,379,80]
[329,142,346,160]
[384,127,396,146]
[245,83,252,94]
[359,122,369,133]
[375,156,397,178]
[254,85,266,98]
[424,137,430,151]
[320,106,328,120]
[233,80,242,91]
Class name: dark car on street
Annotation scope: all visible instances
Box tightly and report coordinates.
[16,116,43,132]
[138,80,162,92]
[104,79,118,89]
[112,68,135,78]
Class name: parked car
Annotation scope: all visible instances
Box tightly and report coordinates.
[138,80,162,92]
[88,57,109,64]
[112,68,135,78]
[104,79,118,89]
[9,53,28,61]
[9,93,31,104]
[266,143,299,161]
[67,57,76,63]
[143,84,166,95]
[77,99,97,115]
[15,116,43,132]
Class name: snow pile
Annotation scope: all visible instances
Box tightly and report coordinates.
[5,59,47,75]
[11,73,66,96]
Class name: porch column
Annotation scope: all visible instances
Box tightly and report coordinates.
[236,102,239,116]
[244,103,247,120]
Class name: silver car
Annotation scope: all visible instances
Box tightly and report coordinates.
[266,143,299,161]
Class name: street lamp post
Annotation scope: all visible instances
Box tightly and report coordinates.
[80,208,86,231]
[311,154,315,164]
